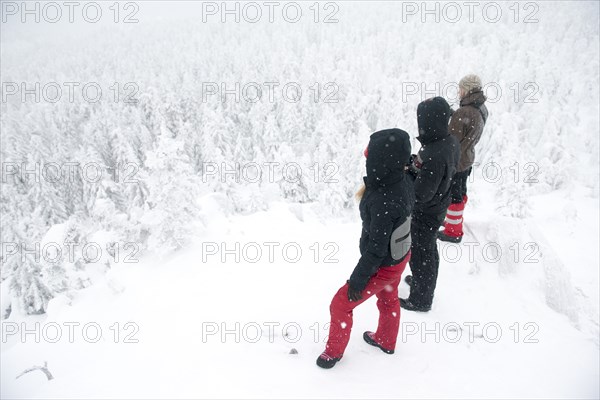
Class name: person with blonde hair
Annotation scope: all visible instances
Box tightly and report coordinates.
[316,129,414,369]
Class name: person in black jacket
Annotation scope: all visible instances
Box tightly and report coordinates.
[401,97,460,312]
[316,129,415,369]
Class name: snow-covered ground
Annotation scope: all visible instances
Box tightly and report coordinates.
[2,188,598,399]
[1,1,599,399]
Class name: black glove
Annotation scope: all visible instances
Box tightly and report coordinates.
[347,284,363,302]
[406,154,421,178]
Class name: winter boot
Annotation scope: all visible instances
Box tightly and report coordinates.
[438,196,467,243]
[399,298,431,312]
[437,230,462,243]
[363,331,395,354]
[316,352,342,369]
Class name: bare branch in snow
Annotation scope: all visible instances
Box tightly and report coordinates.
[16,361,54,381]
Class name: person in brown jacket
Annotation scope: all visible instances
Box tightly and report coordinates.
[438,75,488,243]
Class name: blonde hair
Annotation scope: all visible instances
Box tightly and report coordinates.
[355,183,366,200]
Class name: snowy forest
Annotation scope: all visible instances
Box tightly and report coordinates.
[1,1,598,399]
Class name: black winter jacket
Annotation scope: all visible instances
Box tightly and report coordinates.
[412,97,460,215]
[348,129,415,292]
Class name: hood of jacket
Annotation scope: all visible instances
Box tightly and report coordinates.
[416,97,452,145]
[460,90,486,108]
[364,128,411,188]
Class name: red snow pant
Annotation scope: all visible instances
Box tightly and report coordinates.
[325,253,410,358]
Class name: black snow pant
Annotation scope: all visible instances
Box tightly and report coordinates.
[407,210,446,308]
[450,167,472,204]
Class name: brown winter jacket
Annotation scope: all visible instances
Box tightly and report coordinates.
[449,90,488,172]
